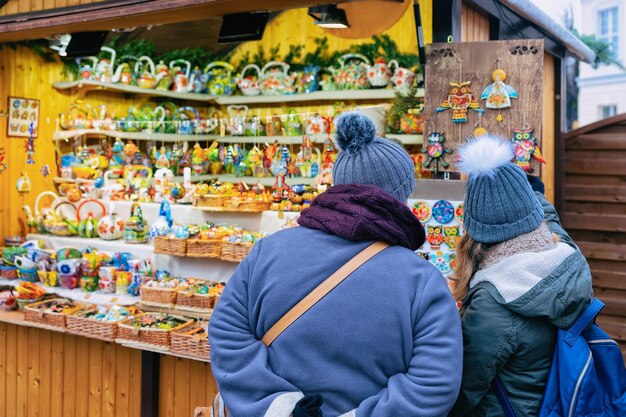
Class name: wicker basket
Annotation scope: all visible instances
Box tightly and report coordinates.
[24,298,80,329]
[193,195,226,209]
[154,236,187,256]
[223,199,270,212]
[117,313,193,349]
[140,284,181,307]
[175,284,219,312]
[221,241,254,263]
[65,307,118,342]
[170,324,210,360]
[186,239,222,259]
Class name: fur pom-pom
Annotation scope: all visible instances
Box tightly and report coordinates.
[335,112,376,154]
[457,134,514,177]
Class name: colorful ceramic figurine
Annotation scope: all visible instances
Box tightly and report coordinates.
[481,68,518,122]
[426,225,444,250]
[436,81,484,123]
[422,132,453,175]
[443,225,461,249]
[511,128,546,172]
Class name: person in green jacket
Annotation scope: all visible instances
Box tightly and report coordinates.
[449,135,593,417]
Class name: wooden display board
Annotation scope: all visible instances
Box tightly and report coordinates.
[422,39,544,174]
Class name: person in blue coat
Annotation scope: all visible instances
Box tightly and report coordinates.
[209,112,463,416]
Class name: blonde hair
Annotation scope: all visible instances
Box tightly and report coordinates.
[450,234,489,301]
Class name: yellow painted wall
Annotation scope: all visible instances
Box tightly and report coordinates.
[229,1,432,65]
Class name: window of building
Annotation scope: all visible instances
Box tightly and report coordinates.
[598,7,619,58]
[599,104,618,119]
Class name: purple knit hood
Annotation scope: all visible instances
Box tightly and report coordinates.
[298,184,425,251]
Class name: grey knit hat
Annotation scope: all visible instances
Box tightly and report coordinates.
[332,112,415,202]
[457,135,544,244]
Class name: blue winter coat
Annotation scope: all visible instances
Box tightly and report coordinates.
[209,226,463,416]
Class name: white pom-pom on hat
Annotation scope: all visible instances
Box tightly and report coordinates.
[457,134,514,178]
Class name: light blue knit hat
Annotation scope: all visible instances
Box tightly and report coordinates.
[332,112,415,202]
[457,135,544,244]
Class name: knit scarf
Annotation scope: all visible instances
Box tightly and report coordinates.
[298,184,425,251]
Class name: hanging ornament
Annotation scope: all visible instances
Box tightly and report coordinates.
[0,147,7,173]
[25,122,36,164]
[40,164,50,178]
[481,68,518,123]
[422,132,453,175]
[16,171,31,193]
[302,136,313,161]
[511,127,546,172]
[436,81,484,123]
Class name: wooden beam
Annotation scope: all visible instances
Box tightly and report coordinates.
[566,133,626,151]
[0,0,358,42]
[597,315,626,341]
[565,158,626,175]
[577,241,626,261]
[592,270,626,291]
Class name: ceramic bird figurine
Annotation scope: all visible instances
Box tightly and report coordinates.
[436,81,484,123]
[511,128,546,172]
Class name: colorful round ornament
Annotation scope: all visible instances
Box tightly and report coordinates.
[411,201,432,223]
[432,200,454,224]
[455,203,464,224]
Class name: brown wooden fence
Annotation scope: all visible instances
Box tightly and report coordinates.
[564,113,626,358]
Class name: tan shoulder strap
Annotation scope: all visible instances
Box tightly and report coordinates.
[261,241,389,347]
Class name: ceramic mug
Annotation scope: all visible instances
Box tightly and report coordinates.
[38,271,58,287]
[14,256,36,270]
[99,266,118,281]
[58,274,79,289]
[98,277,115,293]
[57,259,82,275]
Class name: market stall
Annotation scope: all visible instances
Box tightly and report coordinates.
[0,1,596,416]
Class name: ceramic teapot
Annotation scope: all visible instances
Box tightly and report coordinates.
[175,106,200,135]
[205,61,236,96]
[190,66,208,94]
[23,191,60,233]
[112,62,133,85]
[389,60,417,94]
[149,200,173,240]
[237,64,262,96]
[97,202,124,240]
[77,199,106,238]
[44,201,79,236]
[294,64,320,94]
[95,47,117,83]
[305,113,327,135]
[329,53,370,90]
[155,60,173,90]
[170,59,193,93]
[59,101,96,130]
[366,58,392,87]
[260,61,297,95]
[135,56,156,89]
[76,57,98,81]
[123,203,148,244]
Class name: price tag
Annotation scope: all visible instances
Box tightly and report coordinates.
[110,297,118,303]
[83,294,91,300]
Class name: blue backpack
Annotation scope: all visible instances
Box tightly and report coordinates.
[494,298,626,417]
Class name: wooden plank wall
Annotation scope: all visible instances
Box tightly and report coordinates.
[563,116,626,357]
[0,0,103,16]
[0,322,142,417]
[159,356,218,417]
[461,4,489,42]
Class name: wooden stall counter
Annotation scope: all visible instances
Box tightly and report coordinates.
[0,309,218,417]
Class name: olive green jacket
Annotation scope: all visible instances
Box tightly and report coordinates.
[449,193,593,417]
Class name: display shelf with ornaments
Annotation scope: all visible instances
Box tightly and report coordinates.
[214,88,425,105]
[52,80,215,102]
[53,130,422,146]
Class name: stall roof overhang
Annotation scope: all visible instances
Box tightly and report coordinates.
[499,0,595,63]
[0,0,376,43]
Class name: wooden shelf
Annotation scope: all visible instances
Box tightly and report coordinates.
[52,80,424,104]
[214,88,424,105]
[53,129,421,145]
[53,80,214,102]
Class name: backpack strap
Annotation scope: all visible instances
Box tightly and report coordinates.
[261,241,389,347]
[563,298,604,346]
[492,377,518,417]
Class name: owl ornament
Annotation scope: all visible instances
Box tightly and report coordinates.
[426,225,444,250]
[443,226,461,250]
[422,132,453,175]
[436,81,484,123]
[429,251,452,275]
[480,69,518,122]
[511,128,546,172]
